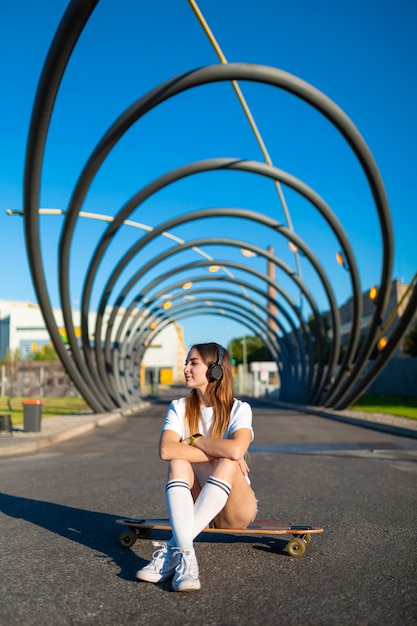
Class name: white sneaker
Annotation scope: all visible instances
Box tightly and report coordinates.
[136,542,180,583]
[172,548,201,592]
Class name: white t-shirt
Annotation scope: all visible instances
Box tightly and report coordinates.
[162,397,254,442]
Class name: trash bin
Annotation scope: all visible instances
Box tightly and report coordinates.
[0,414,13,436]
[22,399,43,432]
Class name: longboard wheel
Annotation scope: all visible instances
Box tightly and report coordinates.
[119,530,137,548]
[286,537,306,558]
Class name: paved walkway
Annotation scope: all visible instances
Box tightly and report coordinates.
[279,401,417,439]
[0,399,416,458]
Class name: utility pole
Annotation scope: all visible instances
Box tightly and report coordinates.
[241,336,247,394]
[267,245,278,333]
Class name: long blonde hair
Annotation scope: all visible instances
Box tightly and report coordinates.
[185,343,234,438]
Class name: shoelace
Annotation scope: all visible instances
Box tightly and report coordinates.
[150,541,168,561]
[172,549,198,577]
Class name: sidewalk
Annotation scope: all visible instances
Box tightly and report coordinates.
[305,405,417,438]
[257,396,417,441]
[0,403,147,458]
[0,400,416,458]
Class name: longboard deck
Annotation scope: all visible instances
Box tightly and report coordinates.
[116,517,323,535]
[116,517,323,557]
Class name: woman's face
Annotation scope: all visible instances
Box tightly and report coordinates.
[184,347,209,393]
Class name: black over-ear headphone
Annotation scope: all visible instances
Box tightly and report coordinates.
[208,343,225,381]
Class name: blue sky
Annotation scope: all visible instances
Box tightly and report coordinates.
[1,0,416,348]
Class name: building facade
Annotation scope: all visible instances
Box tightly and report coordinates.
[0,300,187,397]
[322,278,413,357]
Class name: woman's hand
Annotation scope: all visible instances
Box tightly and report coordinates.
[238,457,250,478]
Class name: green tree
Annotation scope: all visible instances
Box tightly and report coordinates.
[403,320,417,356]
[0,348,21,364]
[29,344,60,361]
[228,336,272,364]
[307,313,332,363]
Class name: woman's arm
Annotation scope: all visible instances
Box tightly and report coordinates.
[190,428,252,461]
[159,429,211,462]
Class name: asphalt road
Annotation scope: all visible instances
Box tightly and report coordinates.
[1,395,416,625]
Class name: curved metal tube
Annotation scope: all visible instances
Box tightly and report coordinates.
[58,64,392,408]
[22,0,401,413]
[93,210,338,399]
[79,158,361,401]
[123,297,289,401]
[101,236,318,392]
[116,275,312,402]
[337,282,417,408]
[23,0,105,411]
[105,258,318,401]
[130,305,284,400]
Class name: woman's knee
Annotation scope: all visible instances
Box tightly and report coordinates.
[168,458,193,481]
[215,489,257,529]
[211,457,241,482]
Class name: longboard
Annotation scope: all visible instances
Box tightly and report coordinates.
[116,517,323,558]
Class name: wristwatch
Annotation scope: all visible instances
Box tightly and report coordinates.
[190,433,203,446]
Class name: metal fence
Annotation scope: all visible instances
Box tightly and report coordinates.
[0,361,79,398]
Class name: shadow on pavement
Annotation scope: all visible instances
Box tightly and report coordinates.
[0,492,145,581]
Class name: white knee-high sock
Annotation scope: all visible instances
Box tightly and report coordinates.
[165,479,194,549]
[192,476,231,539]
